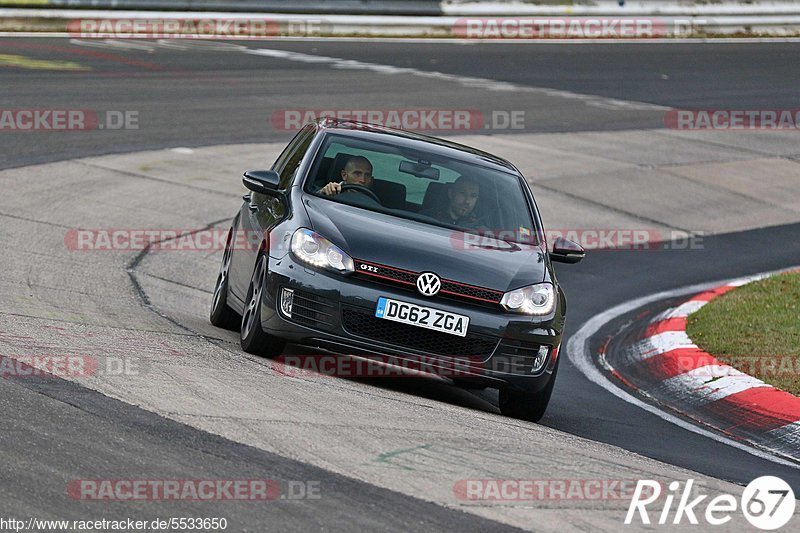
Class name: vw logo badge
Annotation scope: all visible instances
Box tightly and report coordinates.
[416,272,441,297]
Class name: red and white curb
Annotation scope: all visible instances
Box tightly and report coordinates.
[604,272,800,462]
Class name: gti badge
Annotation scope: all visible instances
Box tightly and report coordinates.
[416,272,441,296]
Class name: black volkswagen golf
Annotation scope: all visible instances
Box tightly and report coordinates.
[210,118,584,422]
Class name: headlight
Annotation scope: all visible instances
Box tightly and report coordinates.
[500,283,556,315]
[290,228,354,274]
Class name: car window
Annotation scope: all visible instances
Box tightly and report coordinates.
[313,142,469,202]
[273,124,315,189]
[305,134,539,245]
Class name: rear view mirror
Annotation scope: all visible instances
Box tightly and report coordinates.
[550,237,585,264]
[399,160,440,180]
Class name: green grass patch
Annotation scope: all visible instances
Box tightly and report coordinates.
[686,271,800,395]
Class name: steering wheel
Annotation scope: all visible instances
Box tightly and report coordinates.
[340,183,381,204]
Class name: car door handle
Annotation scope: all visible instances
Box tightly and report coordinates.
[248,203,258,212]
[242,194,251,202]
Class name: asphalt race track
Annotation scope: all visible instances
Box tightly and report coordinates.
[4,39,800,169]
[1,38,800,531]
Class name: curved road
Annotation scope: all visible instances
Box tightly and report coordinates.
[2,37,799,531]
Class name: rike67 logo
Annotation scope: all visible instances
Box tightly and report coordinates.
[626,477,795,530]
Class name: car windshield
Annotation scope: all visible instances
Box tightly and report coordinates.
[304,133,540,245]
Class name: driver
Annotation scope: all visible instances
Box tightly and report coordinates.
[319,155,373,196]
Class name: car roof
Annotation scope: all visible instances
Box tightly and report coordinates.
[312,118,522,175]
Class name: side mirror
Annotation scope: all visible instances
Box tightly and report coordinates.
[550,237,585,264]
[242,170,281,194]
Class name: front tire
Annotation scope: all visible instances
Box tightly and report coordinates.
[209,227,240,330]
[498,357,559,423]
[240,254,285,358]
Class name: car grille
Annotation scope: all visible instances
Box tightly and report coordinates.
[340,304,498,360]
[494,339,548,375]
[287,289,337,329]
[353,259,503,306]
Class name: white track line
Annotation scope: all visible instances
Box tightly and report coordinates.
[6,32,800,43]
[243,46,668,111]
[566,266,800,469]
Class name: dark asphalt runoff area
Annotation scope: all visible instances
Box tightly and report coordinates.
[2,37,800,528]
[2,39,799,168]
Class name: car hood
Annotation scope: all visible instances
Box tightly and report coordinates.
[303,196,546,292]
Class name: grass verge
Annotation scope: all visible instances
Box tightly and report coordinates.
[686,271,800,395]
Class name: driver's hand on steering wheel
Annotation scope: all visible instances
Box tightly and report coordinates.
[320,181,343,196]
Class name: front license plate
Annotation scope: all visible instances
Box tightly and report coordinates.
[375,297,469,337]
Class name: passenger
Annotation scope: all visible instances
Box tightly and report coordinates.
[421,175,486,228]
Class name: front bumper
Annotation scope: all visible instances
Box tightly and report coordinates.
[260,253,563,393]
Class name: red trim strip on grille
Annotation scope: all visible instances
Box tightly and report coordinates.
[357,259,417,275]
[354,259,503,303]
